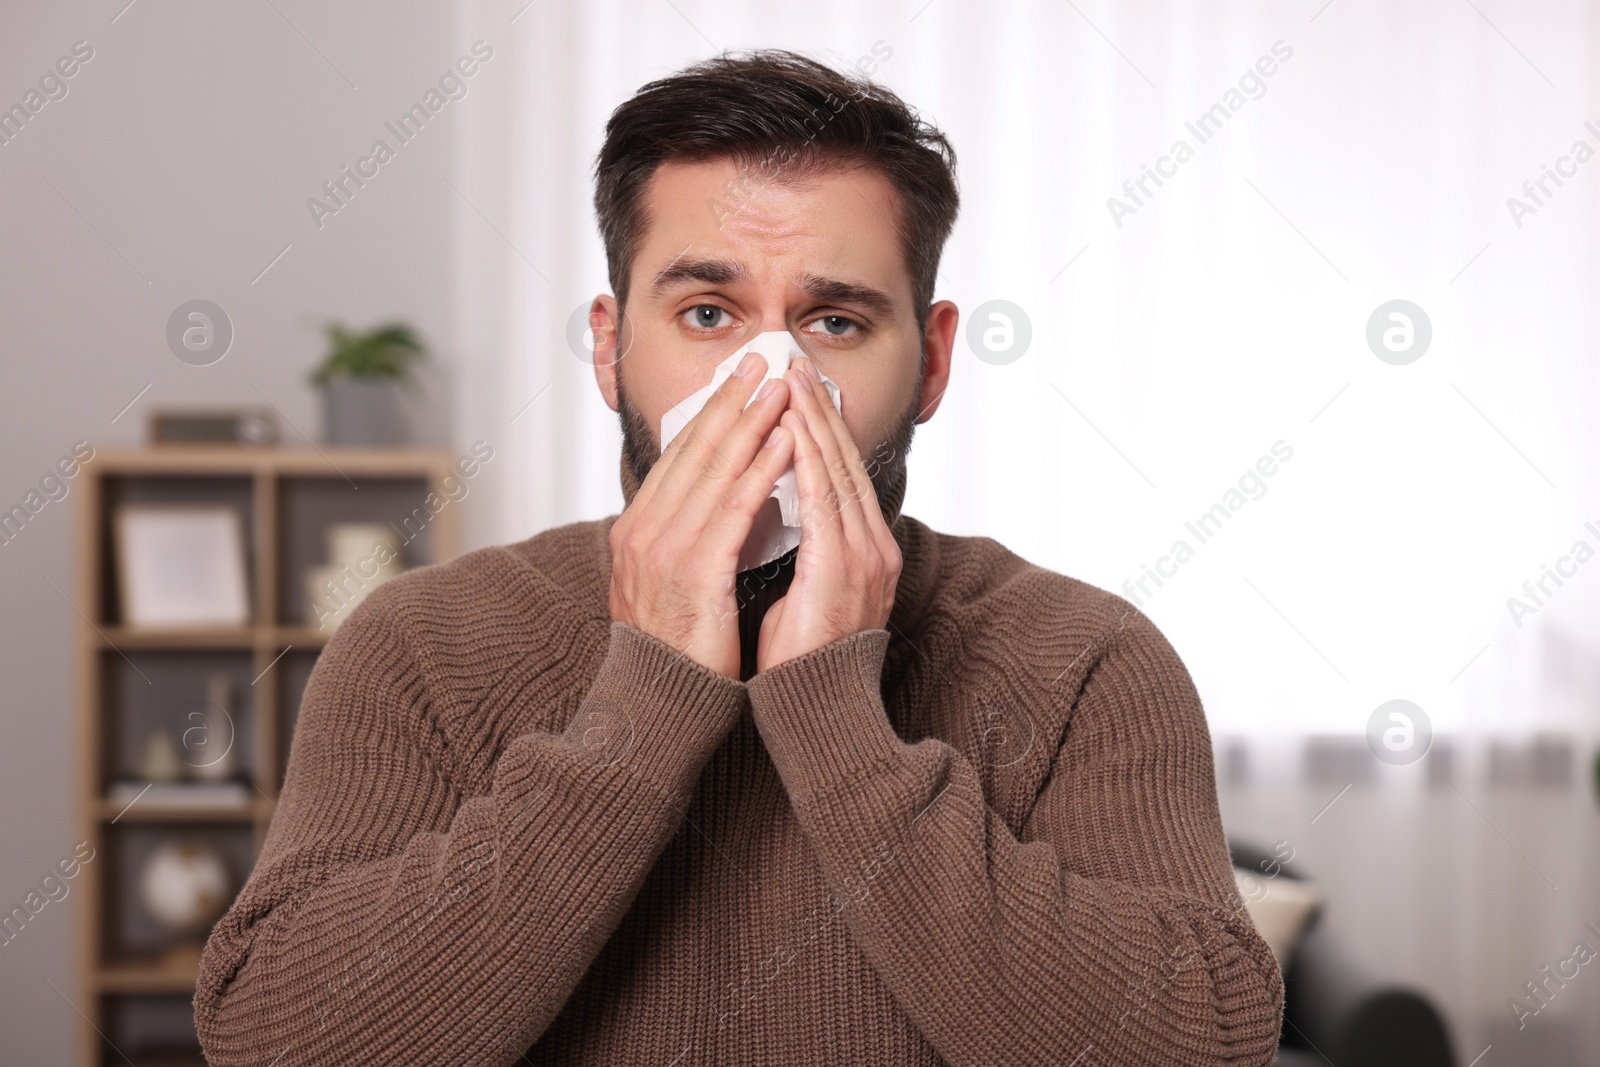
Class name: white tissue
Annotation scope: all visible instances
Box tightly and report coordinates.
[659,330,842,572]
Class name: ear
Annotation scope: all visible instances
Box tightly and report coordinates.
[590,294,624,412]
[915,299,958,424]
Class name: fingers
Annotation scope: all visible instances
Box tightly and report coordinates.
[792,356,865,470]
[784,358,872,545]
[781,406,847,557]
[784,399,897,622]
[640,350,777,526]
[626,363,723,517]
[791,356,900,559]
[608,348,794,680]
[702,423,796,553]
[674,371,793,535]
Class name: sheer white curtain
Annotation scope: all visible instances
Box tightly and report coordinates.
[452,0,1600,1059]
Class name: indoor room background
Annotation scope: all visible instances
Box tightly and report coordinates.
[1,0,1597,1064]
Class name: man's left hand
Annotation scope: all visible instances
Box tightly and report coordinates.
[755,355,903,673]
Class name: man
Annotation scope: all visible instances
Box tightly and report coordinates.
[195,50,1283,1066]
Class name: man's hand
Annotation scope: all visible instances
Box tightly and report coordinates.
[609,350,795,679]
[755,355,903,673]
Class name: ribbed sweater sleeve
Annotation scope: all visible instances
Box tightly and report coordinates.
[744,609,1284,1067]
[193,582,747,1066]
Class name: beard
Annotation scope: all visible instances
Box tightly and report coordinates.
[615,357,922,561]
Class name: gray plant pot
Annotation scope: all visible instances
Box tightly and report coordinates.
[320,379,410,445]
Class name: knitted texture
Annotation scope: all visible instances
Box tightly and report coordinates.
[193,455,1283,1065]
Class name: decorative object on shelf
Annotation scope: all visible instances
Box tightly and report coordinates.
[183,672,240,781]
[305,521,406,631]
[136,838,232,967]
[135,730,184,782]
[149,408,279,447]
[112,674,245,808]
[114,504,250,629]
[311,321,427,445]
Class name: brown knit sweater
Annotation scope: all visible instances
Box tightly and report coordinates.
[193,454,1284,1066]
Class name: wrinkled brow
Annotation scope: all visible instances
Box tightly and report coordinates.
[649,258,895,317]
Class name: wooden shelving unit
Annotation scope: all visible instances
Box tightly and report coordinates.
[73,447,459,1066]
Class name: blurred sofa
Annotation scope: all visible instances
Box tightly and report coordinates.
[1228,840,1457,1067]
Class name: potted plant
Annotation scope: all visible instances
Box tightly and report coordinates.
[310,321,426,445]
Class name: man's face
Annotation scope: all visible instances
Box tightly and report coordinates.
[591,157,956,507]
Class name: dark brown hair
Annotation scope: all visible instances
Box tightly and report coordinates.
[592,49,960,333]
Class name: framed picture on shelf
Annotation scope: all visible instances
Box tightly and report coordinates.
[114,504,250,629]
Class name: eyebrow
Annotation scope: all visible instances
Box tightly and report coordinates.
[796,272,896,318]
[648,256,897,318]
[649,256,747,293]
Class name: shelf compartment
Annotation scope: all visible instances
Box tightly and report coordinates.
[101,822,256,962]
[98,993,204,1065]
[100,650,256,797]
[98,475,257,629]
[275,474,434,627]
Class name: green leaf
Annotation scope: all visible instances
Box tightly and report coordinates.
[310,321,427,385]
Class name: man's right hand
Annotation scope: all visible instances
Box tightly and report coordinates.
[608,350,795,679]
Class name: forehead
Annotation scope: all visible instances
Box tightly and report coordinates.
[633,157,911,297]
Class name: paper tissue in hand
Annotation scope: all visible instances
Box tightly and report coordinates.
[659,330,842,573]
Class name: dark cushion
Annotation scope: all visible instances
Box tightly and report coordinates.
[1230,838,1456,1067]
